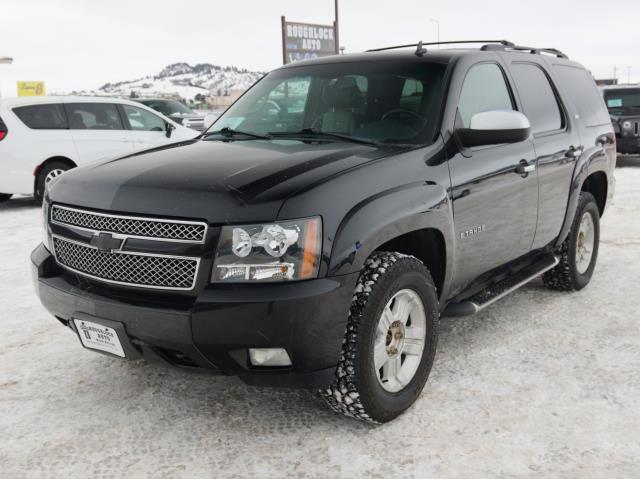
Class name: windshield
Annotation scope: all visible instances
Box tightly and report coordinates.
[604,89,640,111]
[207,60,448,145]
[141,100,194,116]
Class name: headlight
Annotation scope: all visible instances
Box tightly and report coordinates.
[622,120,632,130]
[41,201,51,251]
[212,217,322,282]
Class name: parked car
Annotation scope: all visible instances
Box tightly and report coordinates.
[601,85,640,155]
[0,96,199,202]
[33,40,615,423]
[135,98,206,131]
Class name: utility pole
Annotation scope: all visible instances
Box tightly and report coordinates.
[334,0,340,55]
[429,19,440,47]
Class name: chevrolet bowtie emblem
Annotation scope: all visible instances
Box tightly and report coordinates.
[90,232,125,253]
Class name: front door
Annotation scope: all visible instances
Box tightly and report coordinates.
[120,104,172,150]
[448,62,539,289]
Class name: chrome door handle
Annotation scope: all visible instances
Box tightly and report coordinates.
[516,161,536,175]
[566,146,583,158]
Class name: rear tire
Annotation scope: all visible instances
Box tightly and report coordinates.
[0,193,11,202]
[35,161,71,203]
[320,252,439,423]
[543,192,600,291]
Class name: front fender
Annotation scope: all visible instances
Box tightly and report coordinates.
[328,181,455,280]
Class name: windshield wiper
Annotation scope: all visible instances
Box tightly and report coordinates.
[202,127,272,140]
[268,128,382,146]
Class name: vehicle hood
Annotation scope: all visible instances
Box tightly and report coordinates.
[49,139,400,224]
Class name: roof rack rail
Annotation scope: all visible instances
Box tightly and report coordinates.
[480,43,568,59]
[367,39,569,59]
[367,40,514,52]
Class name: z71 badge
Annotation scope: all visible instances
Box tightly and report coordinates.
[460,224,486,239]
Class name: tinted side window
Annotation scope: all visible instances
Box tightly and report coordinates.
[66,103,123,130]
[458,63,514,127]
[554,65,610,127]
[510,63,563,134]
[122,105,166,131]
[13,104,68,129]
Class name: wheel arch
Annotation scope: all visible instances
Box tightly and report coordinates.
[33,156,77,194]
[555,150,611,248]
[580,171,607,216]
[328,181,455,301]
[375,228,447,297]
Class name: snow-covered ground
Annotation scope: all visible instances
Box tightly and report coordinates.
[1,167,639,478]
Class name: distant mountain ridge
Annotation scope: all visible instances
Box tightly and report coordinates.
[72,62,264,101]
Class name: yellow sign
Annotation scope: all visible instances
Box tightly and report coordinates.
[17,81,46,97]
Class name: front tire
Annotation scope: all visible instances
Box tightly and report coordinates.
[543,192,600,291]
[0,193,11,203]
[320,252,439,423]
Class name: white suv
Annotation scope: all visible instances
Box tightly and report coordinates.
[0,96,200,202]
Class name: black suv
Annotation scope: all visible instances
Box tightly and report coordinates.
[32,40,615,423]
[601,85,640,155]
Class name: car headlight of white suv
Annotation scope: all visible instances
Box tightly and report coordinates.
[212,217,322,282]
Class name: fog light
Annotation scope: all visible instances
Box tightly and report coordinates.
[249,348,292,367]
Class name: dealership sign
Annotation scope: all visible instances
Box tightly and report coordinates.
[17,81,46,97]
[281,17,337,64]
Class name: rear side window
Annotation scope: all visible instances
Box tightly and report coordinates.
[13,104,68,129]
[510,63,563,134]
[553,65,610,127]
[65,103,123,130]
[458,63,514,127]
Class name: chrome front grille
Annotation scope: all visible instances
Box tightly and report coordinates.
[51,205,207,243]
[53,236,199,290]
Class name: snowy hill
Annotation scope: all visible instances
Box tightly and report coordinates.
[71,63,264,101]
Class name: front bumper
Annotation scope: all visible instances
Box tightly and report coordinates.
[31,243,358,388]
[617,135,640,154]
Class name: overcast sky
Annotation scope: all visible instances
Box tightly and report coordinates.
[1,0,639,96]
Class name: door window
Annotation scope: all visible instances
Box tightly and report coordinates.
[122,105,166,131]
[13,104,68,129]
[65,103,123,130]
[510,63,563,134]
[458,63,514,127]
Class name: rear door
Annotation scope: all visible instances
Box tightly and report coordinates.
[8,103,75,194]
[506,60,581,249]
[64,102,133,164]
[448,62,539,287]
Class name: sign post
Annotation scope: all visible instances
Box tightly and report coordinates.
[281,18,336,64]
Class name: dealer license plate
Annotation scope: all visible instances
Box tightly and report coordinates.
[73,319,125,358]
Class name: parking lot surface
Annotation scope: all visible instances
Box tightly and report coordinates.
[1,168,639,478]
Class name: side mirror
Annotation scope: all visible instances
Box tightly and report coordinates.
[456,110,531,148]
[165,122,176,138]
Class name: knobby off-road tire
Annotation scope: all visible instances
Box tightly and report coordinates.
[320,252,439,423]
[543,192,600,291]
[35,161,71,203]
